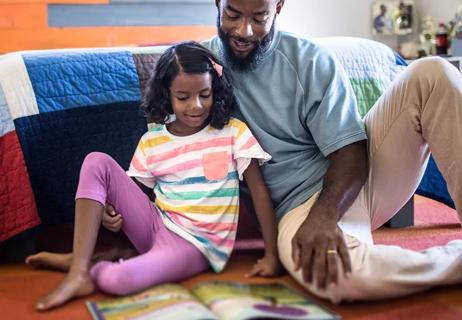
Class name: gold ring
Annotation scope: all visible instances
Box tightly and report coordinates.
[326,249,338,255]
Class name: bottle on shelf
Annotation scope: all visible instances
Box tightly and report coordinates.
[435,23,449,55]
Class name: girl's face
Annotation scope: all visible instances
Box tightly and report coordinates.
[168,71,213,136]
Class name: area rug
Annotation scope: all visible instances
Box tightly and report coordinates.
[373,195,462,250]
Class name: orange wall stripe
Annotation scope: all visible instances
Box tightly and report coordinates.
[0,4,47,29]
[0,26,217,53]
[0,1,108,4]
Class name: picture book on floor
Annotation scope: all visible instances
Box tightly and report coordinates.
[86,280,341,320]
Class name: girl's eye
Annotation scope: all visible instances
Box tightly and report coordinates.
[200,94,211,99]
[176,96,188,101]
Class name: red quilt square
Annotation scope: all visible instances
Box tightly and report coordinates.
[0,131,40,242]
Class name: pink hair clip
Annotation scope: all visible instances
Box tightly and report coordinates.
[209,58,223,77]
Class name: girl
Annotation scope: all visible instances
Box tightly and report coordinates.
[26,41,281,311]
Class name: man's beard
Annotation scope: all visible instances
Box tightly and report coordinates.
[217,16,275,72]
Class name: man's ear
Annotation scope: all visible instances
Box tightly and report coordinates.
[276,0,285,14]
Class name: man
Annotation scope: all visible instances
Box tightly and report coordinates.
[106,0,462,302]
[203,0,462,302]
[373,4,393,34]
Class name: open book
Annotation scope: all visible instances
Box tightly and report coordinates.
[86,281,341,320]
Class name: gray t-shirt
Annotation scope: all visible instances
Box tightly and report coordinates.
[203,31,367,220]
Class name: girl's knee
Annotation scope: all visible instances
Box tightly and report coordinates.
[82,152,116,174]
[83,152,113,166]
[91,262,139,296]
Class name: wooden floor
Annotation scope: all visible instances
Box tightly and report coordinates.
[1,249,461,320]
[2,195,462,319]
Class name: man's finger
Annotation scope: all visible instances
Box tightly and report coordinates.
[338,240,352,277]
[326,244,339,287]
[300,245,314,284]
[292,242,301,271]
[314,247,328,289]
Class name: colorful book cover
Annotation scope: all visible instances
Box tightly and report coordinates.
[86,281,341,320]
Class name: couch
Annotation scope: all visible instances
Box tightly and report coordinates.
[0,38,450,244]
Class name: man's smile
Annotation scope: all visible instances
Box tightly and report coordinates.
[229,38,255,56]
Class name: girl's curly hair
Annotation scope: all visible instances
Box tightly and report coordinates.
[142,41,237,130]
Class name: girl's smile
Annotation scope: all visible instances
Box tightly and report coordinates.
[168,71,213,136]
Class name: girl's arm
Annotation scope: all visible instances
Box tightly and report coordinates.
[103,138,155,232]
[243,159,282,277]
[102,179,154,233]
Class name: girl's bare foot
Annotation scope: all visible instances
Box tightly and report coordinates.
[35,271,95,311]
[25,252,73,272]
[26,248,137,273]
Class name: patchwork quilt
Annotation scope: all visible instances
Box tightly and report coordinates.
[0,39,452,242]
[0,46,166,241]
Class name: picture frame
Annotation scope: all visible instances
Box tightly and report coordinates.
[372,0,414,36]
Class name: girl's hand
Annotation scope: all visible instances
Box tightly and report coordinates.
[246,253,282,278]
[102,204,123,232]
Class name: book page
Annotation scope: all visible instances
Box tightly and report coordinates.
[191,281,340,320]
[86,284,218,320]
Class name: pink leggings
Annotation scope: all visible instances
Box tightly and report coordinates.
[75,152,209,295]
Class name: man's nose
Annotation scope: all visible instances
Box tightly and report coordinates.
[236,19,253,39]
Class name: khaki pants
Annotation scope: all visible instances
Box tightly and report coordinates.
[278,57,462,303]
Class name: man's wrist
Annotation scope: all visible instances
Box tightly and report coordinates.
[308,203,340,225]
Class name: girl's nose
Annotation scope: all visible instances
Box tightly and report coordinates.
[191,96,203,110]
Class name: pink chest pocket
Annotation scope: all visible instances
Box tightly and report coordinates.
[203,151,229,180]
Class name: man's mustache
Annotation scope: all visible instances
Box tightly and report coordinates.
[229,35,258,45]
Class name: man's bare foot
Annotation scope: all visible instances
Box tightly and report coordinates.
[35,271,95,311]
[25,252,72,272]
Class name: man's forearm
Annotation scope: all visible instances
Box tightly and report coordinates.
[314,140,368,221]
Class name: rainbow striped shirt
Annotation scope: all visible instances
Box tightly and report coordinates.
[126,118,271,271]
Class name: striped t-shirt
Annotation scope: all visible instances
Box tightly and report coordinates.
[126,118,271,271]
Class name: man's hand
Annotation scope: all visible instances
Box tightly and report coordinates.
[291,206,351,290]
[290,141,367,289]
[246,253,282,278]
[102,204,123,232]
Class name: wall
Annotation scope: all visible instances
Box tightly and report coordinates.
[0,0,216,54]
[278,0,372,39]
[417,0,461,23]
[1,0,460,54]
[278,0,460,40]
